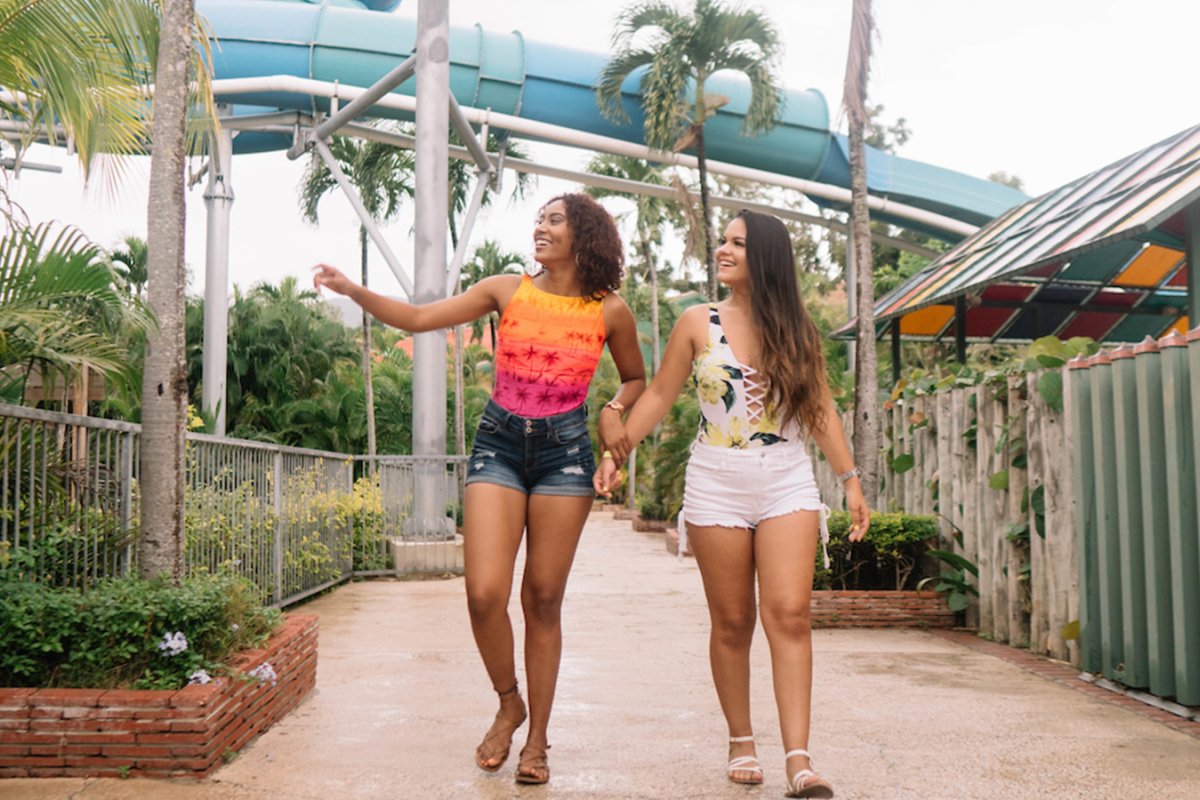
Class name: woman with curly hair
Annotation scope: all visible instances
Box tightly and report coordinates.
[595,209,869,798]
[314,193,645,784]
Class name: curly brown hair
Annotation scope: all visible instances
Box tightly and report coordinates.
[545,193,625,299]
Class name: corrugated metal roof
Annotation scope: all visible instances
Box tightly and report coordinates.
[849,124,1200,343]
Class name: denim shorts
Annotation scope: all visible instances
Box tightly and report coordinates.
[465,399,596,496]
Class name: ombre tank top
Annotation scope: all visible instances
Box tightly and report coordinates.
[492,274,607,417]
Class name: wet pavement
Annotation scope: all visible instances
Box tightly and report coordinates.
[7,509,1200,799]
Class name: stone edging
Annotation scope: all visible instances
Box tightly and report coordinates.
[0,612,318,779]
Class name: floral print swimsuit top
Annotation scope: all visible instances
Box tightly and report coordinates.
[492,274,607,417]
[693,305,799,449]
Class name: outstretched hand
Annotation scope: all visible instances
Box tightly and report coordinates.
[592,457,623,498]
[312,263,355,297]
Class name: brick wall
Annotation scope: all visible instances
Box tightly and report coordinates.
[0,613,317,779]
[812,591,955,629]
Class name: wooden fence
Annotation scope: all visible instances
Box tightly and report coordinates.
[813,371,1078,664]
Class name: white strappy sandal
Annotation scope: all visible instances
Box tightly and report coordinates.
[727,735,763,785]
[784,748,834,798]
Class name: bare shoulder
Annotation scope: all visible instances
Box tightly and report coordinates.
[479,273,524,311]
[672,304,710,350]
[601,290,635,325]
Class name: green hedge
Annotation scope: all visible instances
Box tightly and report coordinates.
[816,511,940,591]
[0,574,280,690]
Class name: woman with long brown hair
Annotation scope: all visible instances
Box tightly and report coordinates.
[315,193,645,784]
[596,209,869,798]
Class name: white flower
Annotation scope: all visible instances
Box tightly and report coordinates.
[249,662,278,685]
[187,669,212,685]
[230,623,241,633]
[157,631,189,657]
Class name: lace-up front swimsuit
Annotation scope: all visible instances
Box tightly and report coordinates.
[680,306,828,556]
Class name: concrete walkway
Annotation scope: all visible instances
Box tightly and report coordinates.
[9,510,1200,799]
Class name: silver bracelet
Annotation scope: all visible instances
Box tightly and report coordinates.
[836,466,862,483]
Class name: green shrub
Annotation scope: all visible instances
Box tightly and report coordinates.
[817,511,940,591]
[0,574,280,690]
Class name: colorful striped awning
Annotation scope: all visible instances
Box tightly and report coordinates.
[847,124,1199,343]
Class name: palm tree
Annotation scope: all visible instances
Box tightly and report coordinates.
[110,234,149,299]
[584,154,682,376]
[139,0,202,582]
[0,0,214,185]
[298,127,415,464]
[597,0,783,301]
[843,0,879,505]
[0,222,149,404]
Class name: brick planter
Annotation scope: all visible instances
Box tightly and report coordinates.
[811,590,955,628]
[631,512,675,533]
[0,613,317,779]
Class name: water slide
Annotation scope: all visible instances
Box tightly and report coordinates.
[198,0,1026,239]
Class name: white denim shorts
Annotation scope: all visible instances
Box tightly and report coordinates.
[679,441,829,564]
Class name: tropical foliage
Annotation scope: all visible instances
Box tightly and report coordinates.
[0,0,214,184]
[0,222,149,404]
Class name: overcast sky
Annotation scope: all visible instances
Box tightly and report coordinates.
[6,0,1198,299]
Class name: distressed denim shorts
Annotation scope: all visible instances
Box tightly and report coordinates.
[465,399,596,496]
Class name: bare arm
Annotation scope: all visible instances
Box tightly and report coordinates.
[809,381,871,541]
[594,306,704,496]
[596,294,647,462]
[313,263,515,332]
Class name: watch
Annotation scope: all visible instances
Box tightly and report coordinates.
[836,466,862,483]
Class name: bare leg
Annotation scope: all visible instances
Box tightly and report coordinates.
[514,493,592,782]
[687,523,760,783]
[754,510,825,787]
[462,483,528,769]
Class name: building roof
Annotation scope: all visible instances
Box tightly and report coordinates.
[849,123,1199,343]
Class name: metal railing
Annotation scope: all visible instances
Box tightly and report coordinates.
[0,403,467,606]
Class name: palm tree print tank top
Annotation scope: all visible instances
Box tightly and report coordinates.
[492,274,607,417]
[693,305,799,448]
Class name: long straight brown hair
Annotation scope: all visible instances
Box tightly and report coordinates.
[738,209,829,434]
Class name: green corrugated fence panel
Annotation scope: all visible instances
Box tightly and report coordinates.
[1088,357,1126,682]
[1177,334,1200,708]
[1070,362,1102,674]
[1133,340,1177,699]
[1110,349,1149,688]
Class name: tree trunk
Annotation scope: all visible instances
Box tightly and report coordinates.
[694,126,717,301]
[139,0,196,581]
[360,227,378,468]
[846,0,880,507]
[641,232,660,377]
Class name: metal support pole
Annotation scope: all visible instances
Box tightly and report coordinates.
[446,174,491,296]
[955,295,968,364]
[285,54,417,159]
[410,0,451,537]
[891,319,901,387]
[311,138,415,297]
[202,119,234,435]
[448,95,493,171]
[1186,201,1199,326]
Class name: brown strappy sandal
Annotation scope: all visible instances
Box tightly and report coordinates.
[514,743,551,784]
[475,682,527,772]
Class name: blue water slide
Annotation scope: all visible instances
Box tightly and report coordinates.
[198,0,1025,234]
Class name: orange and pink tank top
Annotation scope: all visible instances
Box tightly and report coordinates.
[492,274,607,417]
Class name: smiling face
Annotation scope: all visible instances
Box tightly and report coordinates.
[532,200,575,267]
[715,216,749,288]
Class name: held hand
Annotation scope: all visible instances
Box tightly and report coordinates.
[845,480,870,542]
[592,457,623,498]
[597,413,632,463]
[312,263,355,297]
